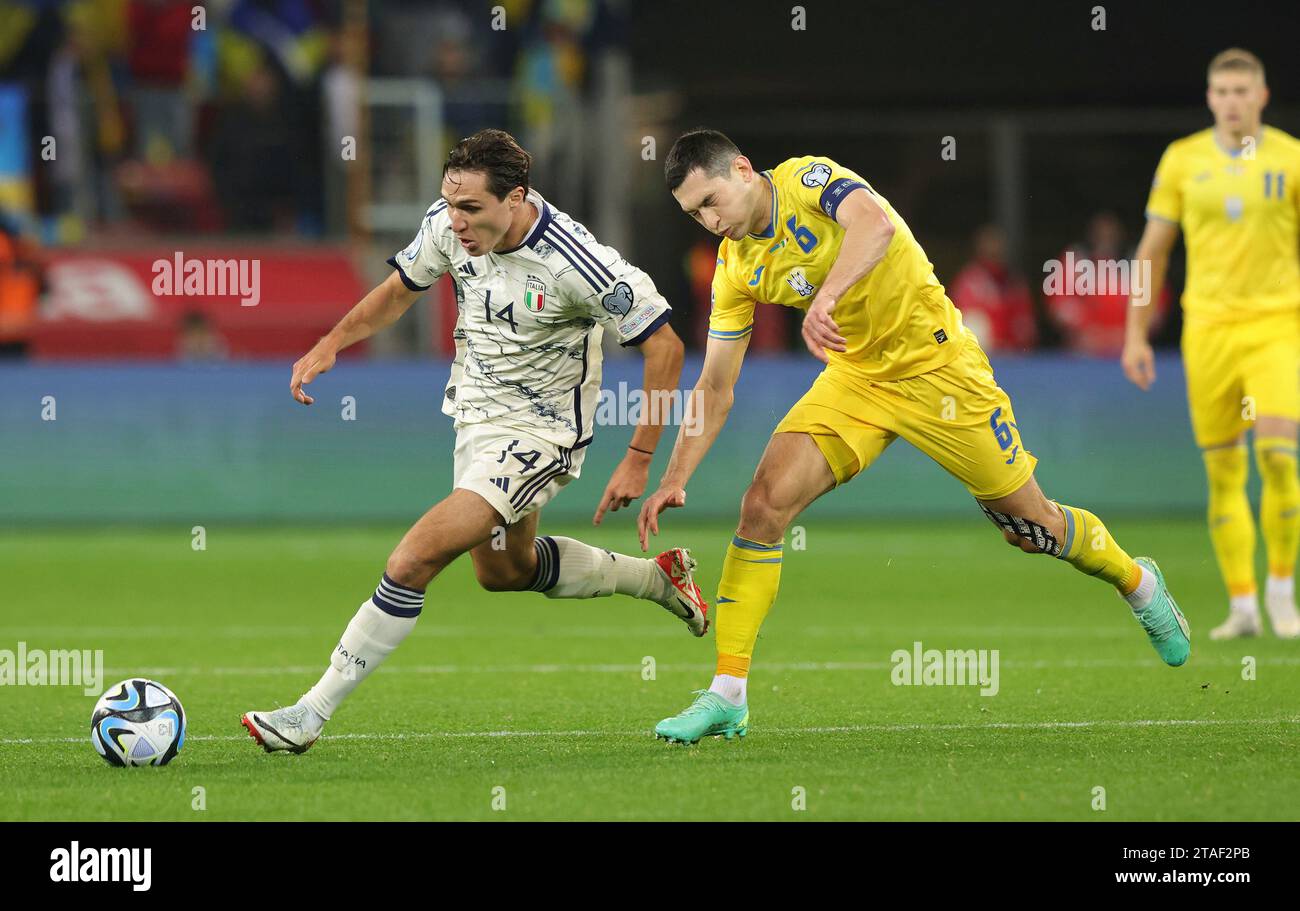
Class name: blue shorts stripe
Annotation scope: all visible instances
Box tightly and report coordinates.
[510,447,573,513]
[509,456,562,508]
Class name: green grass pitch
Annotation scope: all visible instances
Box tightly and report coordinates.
[1,517,1297,821]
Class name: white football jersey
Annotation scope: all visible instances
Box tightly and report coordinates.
[388,189,672,449]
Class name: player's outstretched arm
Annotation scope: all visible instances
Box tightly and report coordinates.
[593,322,686,524]
[637,332,749,550]
[290,270,422,405]
[802,188,895,363]
[1121,218,1178,391]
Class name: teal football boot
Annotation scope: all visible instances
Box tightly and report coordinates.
[1132,557,1191,667]
[654,690,749,744]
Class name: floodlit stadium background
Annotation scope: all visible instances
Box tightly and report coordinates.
[2,0,1298,525]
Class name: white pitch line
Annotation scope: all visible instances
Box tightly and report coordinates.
[85,654,1300,677]
[0,624,1160,640]
[3,716,1297,746]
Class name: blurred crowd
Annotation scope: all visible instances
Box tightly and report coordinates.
[948,214,1172,356]
[0,0,621,357]
[0,1,1175,360]
[0,0,621,242]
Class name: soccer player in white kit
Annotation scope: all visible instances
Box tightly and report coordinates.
[242,129,708,753]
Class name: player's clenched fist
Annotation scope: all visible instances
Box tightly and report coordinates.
[290,341,338,405]
[637,485,686,552]
[801,292,847,364]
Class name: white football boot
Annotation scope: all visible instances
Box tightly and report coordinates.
[1209,609,1262,640]
[241,704,324,754]
[654,547,710,637]
[1265,592,1300,639]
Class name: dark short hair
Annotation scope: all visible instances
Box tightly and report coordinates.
[664,128,741,191]
[443,129,531,199]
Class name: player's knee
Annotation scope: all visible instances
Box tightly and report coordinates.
[1204,445,1249,495]
[738,482,790,542]
[385,549,448,590]
[1256,446,1298,484]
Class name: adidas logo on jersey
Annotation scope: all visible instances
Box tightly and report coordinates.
[489,477,510,492]
[459,263,477,276]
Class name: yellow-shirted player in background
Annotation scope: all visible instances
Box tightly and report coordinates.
[638,129,1191,744]
[1123,49,1300,640]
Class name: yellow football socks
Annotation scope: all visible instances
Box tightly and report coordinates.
[1256,437,1300,582]
[714,534,784,678]
[1055,502,1141,594]
[1202,443,1258,597]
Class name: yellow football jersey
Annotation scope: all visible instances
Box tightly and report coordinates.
[709,155,965,380]
[1146,126,1300,322]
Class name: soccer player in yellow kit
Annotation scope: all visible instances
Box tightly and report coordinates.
[1123,49,1300,641]
[638,129,1191,743]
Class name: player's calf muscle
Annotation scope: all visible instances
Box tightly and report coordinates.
[472,554,536,592]
[469,514,539,591]
[978,476,1065,554]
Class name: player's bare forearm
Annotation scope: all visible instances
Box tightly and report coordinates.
[660,380,734,489]
[290,271,422,404]
[802,190,895,360]
[658,334,747,489]
[628,323,685,456]
[819,210,895,301]
[1125,219,1178,342]
[592,324,685,525]
[1120,218,1177,391]
[323,271,422,353]
[636,335,745,548]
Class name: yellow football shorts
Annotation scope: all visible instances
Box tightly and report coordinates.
[774,332,1037,500]
[1182,310,1300,448]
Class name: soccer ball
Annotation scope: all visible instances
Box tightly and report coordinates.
[90,678,186,767]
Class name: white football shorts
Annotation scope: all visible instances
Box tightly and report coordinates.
[452,423,589,524]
